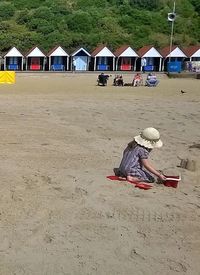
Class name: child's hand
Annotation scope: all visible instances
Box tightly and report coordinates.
[158,174,167,181]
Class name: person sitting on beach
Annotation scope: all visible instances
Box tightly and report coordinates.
[115,127,166,183]
[113,75,124,86]
[132,73,143,87]
[113,75,119,86]
[97,73,109,86]
[145,73,159,87]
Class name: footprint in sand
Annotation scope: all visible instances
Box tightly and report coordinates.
[130,248,146,261]
[44,233,54,244]
[167,259,188,273]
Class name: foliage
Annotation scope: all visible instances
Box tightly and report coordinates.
[129,0,160,10]
[0,0,199,54]
[190,0,200,14]
[0,2,15,20]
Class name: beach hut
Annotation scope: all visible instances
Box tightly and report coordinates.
[26,46,46,71]
[48,46,69,71]
[91,45,115,71]
[160,46,187,72]
[114,45,138,71]
[137,46,163,72]
[183,45,200,72]
[70,47,91,71]
[4,47,24,71]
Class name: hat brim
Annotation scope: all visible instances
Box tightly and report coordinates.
[134,135,163,149]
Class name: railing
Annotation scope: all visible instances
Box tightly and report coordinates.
[8,64,19,70]
[51,64,65,71]
[120,65,133,71]
[30,64,41,70]
[97,64,110,71]
[143,65,154,71]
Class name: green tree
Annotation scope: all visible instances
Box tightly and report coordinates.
[0,0,199,53]
[0,2,15,19]
[16,9,30,24]
[27,18,55,34]
[12,0,46,9]
[190,0,200,14]
[32,6,54,21]
[129,0,160,10]
[66,11,94,32]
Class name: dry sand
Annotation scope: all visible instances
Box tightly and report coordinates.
[0,72,199,275]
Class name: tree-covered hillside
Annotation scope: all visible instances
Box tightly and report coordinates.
[0,0,199,54]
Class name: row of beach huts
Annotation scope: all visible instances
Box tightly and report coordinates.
[1,44,200,72]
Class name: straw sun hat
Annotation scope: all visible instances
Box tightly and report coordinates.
[134,127,163,149]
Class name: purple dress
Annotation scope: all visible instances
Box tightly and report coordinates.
[118,144,155,182]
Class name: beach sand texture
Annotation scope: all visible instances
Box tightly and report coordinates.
[0,73,200,275]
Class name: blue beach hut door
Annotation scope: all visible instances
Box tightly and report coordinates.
[53,56,62,65]
[74,56,87,70]
[8,57,18,70]
[97,57,108,70]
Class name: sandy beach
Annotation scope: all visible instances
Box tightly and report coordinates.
[0,72,199,275]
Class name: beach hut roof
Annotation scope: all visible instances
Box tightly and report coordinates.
[160,46,187,58]
[4,47,24,57]
[47,46,69,57]
[91,45,115,57]
[114,45,138,57]
[71,47,91,57]
[26,46,46,57]
[183,45,200,58]
[138,45,162,58]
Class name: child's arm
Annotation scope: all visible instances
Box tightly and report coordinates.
[141,159,166,180]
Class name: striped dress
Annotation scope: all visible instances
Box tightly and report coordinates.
[118,144,155,182]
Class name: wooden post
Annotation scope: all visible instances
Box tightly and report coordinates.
[21,57,23,71]
[140,58,143,72]
[86,56,89,71]
[162,58,165,71]
[134,57,137,71]
[48,57,50,71]
[159,57,162,71]
[43,57,45,71]
[4,57,6,70]
[94,57,96,71]
[67,56,69,71]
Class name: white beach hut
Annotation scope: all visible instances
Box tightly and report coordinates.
[26,46,46,71]
[114,45,138,71]
[184,45,200,61]
[160,46,187,71]
[184,45,200,72]
[48,46,69,71]
[4,47,24,71]
[70,47,91,71]
[91,45,115,71]
[137,46,163,72]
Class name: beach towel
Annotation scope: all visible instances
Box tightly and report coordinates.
[106,175,153,190]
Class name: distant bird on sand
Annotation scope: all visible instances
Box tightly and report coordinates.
[181,90,186,94]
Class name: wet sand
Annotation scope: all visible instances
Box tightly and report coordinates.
[0,73,200,275]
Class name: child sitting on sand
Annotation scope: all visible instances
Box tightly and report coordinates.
[116,127,166,182]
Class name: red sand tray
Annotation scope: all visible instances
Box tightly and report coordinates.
[163,175,181,188]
